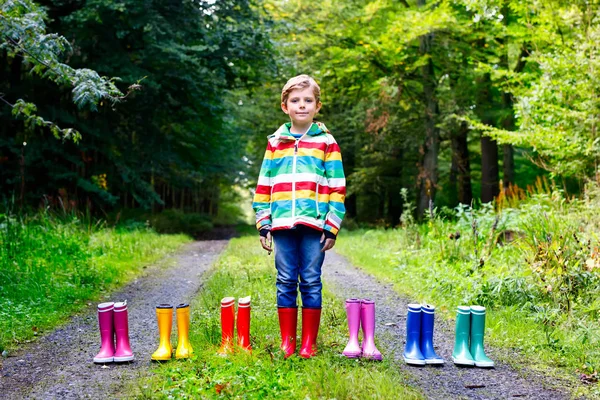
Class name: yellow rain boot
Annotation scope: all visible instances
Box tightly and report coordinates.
[175,303,193,359]
[151,304,173,361]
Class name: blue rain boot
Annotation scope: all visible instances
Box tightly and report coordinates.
[420,304,444,365]
[403,304,425,366]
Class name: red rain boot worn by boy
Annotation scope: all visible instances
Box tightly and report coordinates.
[299,308,321,359]
[93,302,115,363]
[218,297,235,355]
[237,296,252,352]
[278,307,298,358]
[113,301,135,362]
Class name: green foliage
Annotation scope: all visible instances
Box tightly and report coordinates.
[0,0,129,140]
[1,0,274,211]
[0,211,189,352]
[461,0,600,178]
[137,236,422,400]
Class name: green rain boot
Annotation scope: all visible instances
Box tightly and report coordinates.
[470,306,494,368]
[452,306,475,366]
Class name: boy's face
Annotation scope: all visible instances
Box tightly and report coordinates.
[281,86,321,127]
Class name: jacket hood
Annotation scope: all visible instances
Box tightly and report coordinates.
[269,122,329,141]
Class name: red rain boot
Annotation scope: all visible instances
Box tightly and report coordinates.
[113,301,135,362]
[93,302,115,363]
[278,307,298,358]
[217,297,235,355]
[299,308,321,359]
[237,296,252,351]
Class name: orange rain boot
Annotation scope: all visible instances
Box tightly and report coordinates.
[299,308,321,359]
[237,296,252,352]
[217,297,235,355]
[151,304,173,361]
[175,303,193,359]
[278,307,298,358]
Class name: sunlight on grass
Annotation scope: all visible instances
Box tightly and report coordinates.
[137,236,422,400]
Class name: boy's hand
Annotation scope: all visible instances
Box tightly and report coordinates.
[260,231,273,253]
[320,233,335,252]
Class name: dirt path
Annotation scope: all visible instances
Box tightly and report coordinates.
[322,250,574,400]
[0,240,227,400]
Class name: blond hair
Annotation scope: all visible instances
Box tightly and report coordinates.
[281,74,321,104]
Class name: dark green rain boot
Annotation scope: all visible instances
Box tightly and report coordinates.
[469,306,494,367]
[452,306,474,366]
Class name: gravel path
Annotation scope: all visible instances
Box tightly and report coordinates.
[0,240,227,400]
[323,250,574,400]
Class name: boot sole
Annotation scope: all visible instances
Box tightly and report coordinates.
[114,355,135,362]
[425,358,445,365]
[474,361,495,368]
[403,357,426,366]
[151,355,172,361]
[452,356,475,366]
[93,356,114,363]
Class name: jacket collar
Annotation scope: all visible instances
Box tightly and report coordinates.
[269,122,329,141]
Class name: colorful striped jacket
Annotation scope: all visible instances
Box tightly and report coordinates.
[252,122,346,236]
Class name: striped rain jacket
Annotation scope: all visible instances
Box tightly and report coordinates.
[252,122,346,236]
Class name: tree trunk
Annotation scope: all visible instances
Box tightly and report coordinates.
[451,122,473,205]
[387,186,403,227]
[481,135,499,202]
[500,47,515,187]
[417,1,439,218]
[503,144,515,187]
[477,70,499,203]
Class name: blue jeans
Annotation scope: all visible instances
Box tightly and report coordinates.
[273,226,326,308]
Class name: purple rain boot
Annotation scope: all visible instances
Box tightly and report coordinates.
[342,299,362,358]
[360,299,382,360]
[113,301,135,362]
[93,302,115,363]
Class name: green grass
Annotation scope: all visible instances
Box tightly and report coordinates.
[136,235,422,400]
[335,195,600,398]
[0,212,190,352]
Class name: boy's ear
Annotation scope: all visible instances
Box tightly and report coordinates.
[316,101,322,114]
[281,102,289,114]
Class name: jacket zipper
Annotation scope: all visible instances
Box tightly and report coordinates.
[291,138,299,220]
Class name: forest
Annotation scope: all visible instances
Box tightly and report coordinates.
[3,0,600,398]
[4,0,596,222]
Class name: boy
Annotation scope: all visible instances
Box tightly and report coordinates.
[252,74,346,358]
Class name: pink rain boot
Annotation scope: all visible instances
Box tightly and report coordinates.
[93,302,115,363]
[360,299,382,360]
[342,299,362,358]
[113,301,135,362]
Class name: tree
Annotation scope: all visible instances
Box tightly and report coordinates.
[0,0,132,140]
[1,0,274,211]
